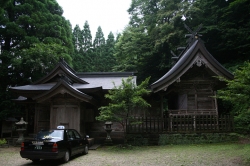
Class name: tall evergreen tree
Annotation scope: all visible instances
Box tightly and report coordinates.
[185,0,250,66]
[0,0,73,119]
[114,0,189,83]
[93,26,106,71]
[93,26,105,48]
[104,32,116,71]
[72,24,84,71]
[72,24,83,51]
[81,21,93,72]
[82,21,92,52]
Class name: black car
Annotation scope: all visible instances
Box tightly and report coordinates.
[20,126,89,163]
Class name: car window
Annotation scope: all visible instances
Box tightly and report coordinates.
[73,130,81,139]
[67,130,76,140]
[37,130,64,140]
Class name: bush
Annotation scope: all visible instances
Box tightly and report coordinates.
[158,133,239,145]
[0,139,7,145]
[126,134,148,146]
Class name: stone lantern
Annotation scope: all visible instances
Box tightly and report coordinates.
[15,117,28,144]
[104,121,113,145]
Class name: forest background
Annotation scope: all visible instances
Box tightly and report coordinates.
[0,0,249,132]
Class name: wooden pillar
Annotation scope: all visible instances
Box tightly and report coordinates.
[160,94,164,118]
[193,115,196,131]
[214,91,218,115]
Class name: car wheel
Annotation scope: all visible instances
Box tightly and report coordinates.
[62,150,70,163]
[32,159,40,163]
[83,144,88,155]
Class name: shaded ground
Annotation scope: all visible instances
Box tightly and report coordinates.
[0,142,250,166]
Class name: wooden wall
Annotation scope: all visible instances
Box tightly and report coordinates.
[34,104,50,133]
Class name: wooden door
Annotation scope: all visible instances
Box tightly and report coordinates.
[50,105,80,131]
[35,106,50,133]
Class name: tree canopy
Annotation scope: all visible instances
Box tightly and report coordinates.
[71,24,118,72]
[96,77,151,132]
[217,62,250,133]
[0,0,73,119]
[112,0,250,84]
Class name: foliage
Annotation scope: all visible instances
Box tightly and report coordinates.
[113,0,250,84]
[0,139,7,146]
[217,62,250,134]
[126,134,148,146]
[71,23,92,72]
[71,24,117,72]
[0,0,73,120]
[113,27,152,72]
[158,133,239,145]
[96,77,151,134]
[104,32,117,71]
[184,0,250,64]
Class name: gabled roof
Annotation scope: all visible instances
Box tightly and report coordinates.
[151,39,234,92]
[77,72,136,90]
[10,59,136,105]
[33,80,96,105]
[10,73,136,93]
[33,62,88,85]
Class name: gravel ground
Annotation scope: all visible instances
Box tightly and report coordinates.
[0,143,249,166]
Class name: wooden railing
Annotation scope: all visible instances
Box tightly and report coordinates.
[126,115,234,134]
[168,109,217,115]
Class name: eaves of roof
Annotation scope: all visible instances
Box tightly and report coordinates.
[32,80,97,105]
[76,72,136,78]
[33,63,88,85]
[151,39,233,92]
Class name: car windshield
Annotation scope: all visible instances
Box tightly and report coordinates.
[36,130,64,140]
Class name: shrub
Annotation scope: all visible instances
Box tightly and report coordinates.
[158,133,239,145]
[0,139,7,145]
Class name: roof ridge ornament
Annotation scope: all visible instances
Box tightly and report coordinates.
[171,24,203,65]
[184,23,203,47]
[59,57,76,74]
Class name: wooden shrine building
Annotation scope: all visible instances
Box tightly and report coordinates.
[9,25,234,142]
[151,24,233,117]
[10,60,135,137]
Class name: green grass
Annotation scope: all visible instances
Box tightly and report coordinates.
[96,143,250,166]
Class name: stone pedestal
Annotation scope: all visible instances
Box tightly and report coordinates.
[104,122,113,145]
[16,129,26,144]
[15,117,28,145]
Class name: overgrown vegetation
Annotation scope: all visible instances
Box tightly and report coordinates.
[217,62,250,134]
[96,77,151,142]
[158,133,240,145]
[0,0,73,120]
[0,139,7,146]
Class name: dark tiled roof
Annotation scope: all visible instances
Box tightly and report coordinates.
[10,76,137,91]
[33,80,96,104]
[9,58,136,105]
[151,39,233,92]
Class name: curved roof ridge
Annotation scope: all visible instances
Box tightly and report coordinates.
[33,80,96,105]
[151,40,198,87]
[151,39,233,92]
[33,63,88,85]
